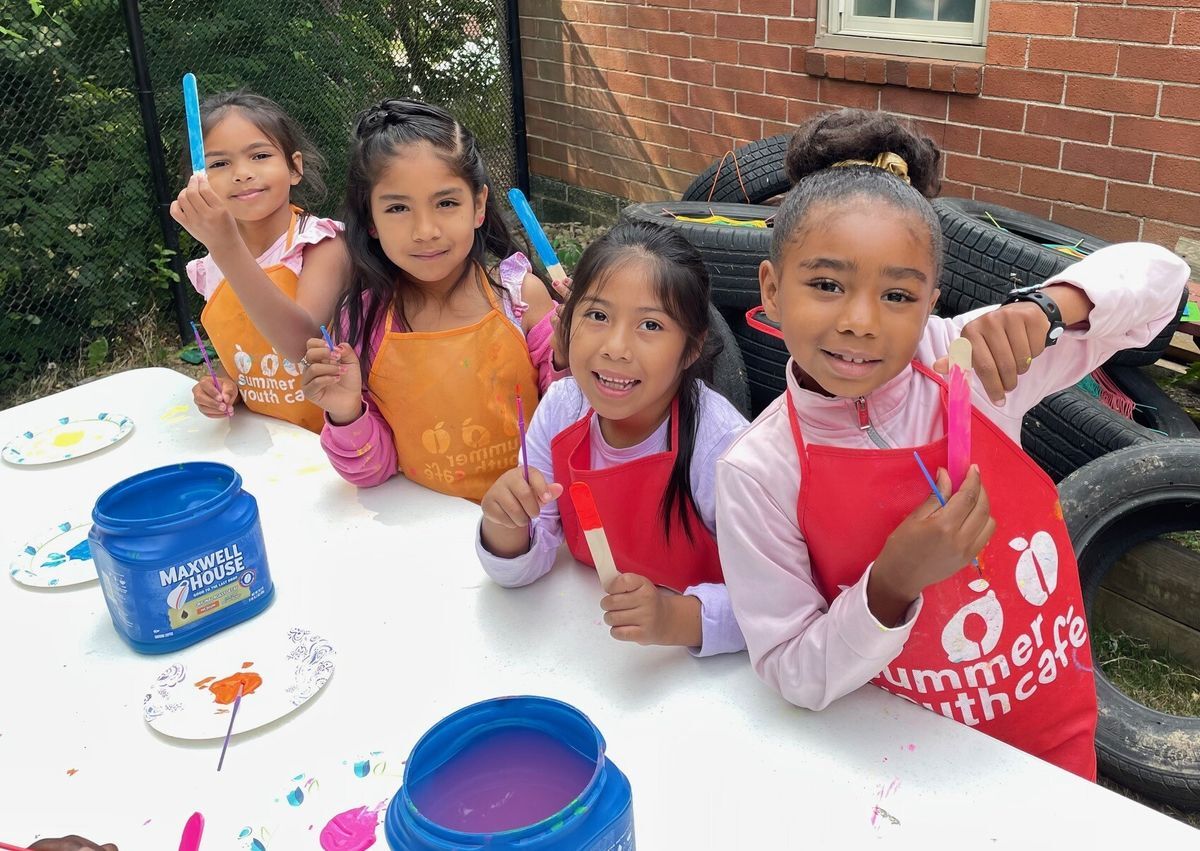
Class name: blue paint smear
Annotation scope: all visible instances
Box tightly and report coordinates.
[286,787,304,807]
[354,759,370,778]
[251,840,266,851]
[24,545,36,556]
[57,521,72,532]
[58,417,69,425]
[66,539,90,561]
[23,431,33,439]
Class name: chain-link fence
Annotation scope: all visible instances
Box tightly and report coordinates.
[1,0,520,403]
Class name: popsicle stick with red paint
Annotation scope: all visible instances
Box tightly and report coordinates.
[569,481,621,590]
[946,337,973,492]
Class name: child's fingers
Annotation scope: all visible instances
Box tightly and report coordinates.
[484,492,532,528]
[603,606,644,628]
[968,515,998,561]
[939,465,982,525]
[609,625,644,644]
[333,341,360,365]
[606,572,644,595]
[1006,319,1035,379]
[930,356,949,375]
[969,334,1007,405]
[305,339,338,366]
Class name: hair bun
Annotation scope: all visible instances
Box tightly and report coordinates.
[355,98,454,138]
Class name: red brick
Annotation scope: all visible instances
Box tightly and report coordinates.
[1119,45,1200,85]
[949,97,1026,131]
[844,55,867,82]
[1113,116,1200,157]
[713,113,765,144]
[594,133,670,168]
[616,94,669,123]
[865,57,887,85]
[1029,38,1118,75]
[825,52,846,79]
[743,0,790,13]
[765,70,820,101]
[670,148,717,177]
[1153,156,1200,195]
[648,32,690,58]
[691,37,740,64]
[669,58,714,85]
[880,87,949,120]
[589,47,629,72]
[982,68,1065,103]
[988,2,1075,36]
[1049,205,1141,243]
[931,64,956,93]
[604,70,647,97]
[986,34,1028,68]
[954,65,982,95]
[1141,221,1200,251]
[587,4,627,26]
[943,124,981,155]
[1107,183,1200,229]
[669,104,713,132]
[1076,7,1173,44]
[886,59,908,87]
[716,64,765,93]
[945,154,1022,192]
[1026,105,1111,144]
[607,28,647,51]
[788,98,825,125]
[907,63,932,90]
[804,50,826,77]
[740,43,792,70]
[1177,11,1200,46]
[1161,85,1200,121]
[973,188,1053,218]
[1065,77,1158,116]
[1020,166,1106,207]
[626,52,669,78]
[628,6,670,31]
[737,92,789,122]
[939,181,975,198]
[1061,143,1152,183]
[688,84,734,112]
[763,120,793,137]
[794,0,817,16]
[669,10,715,37]
[716,14,766,41]
[1125,0,1198,6]
[769,18,816,45]
[689,131,738,158]
[791,47,810,74]
[980,130,1061,167]
[818,78,879,110]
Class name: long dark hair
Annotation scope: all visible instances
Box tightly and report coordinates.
[559,221,719,541]
[187,90,326,211]
[336,98,529,369]
[773,109,945,279]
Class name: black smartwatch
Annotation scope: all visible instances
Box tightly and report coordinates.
[1002,285,1065,347]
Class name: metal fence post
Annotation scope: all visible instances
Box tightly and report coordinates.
[120,0,192,341]
[506,0,530,196]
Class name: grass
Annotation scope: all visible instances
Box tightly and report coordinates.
[1094,629,1200,717]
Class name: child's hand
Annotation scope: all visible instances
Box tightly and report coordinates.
[933,302,1051,406]
[549,276,572,370]
[170,173,240,252]
[30,837,119,851]
[192,374,238,418]
[480,467,563,558]
[600,573,702,647]
[869,465,995,626]
[299,337,363,424]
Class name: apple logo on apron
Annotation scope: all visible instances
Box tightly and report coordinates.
[1010,531,1058,606]
[234,344,253,375]
[941,578,1003,663]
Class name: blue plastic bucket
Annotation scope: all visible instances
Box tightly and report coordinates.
[89,461,274,654]
[385,696,634,850]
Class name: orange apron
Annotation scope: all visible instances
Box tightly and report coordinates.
[367,267,540,501]
[200,208,326,433]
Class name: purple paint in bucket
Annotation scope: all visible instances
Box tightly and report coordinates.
[410,727,595,832]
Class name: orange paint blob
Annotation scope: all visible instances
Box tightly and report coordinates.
[195,676,216,689]
[241,661,254,669]
[208,671,263,704]
[1053,501,1064,521]
[66,768,78,776]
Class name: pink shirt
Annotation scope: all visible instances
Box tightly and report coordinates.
[476,376,750,656]
[185,214,343,300]
[321,254,562,487]
[715,242,1188,710]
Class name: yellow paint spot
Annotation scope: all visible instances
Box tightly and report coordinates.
[296,465,323,476]
[52,430,84,447]
[160,404,190,424]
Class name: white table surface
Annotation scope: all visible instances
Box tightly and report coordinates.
[0,368,1194,849]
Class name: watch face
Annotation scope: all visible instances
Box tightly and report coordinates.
[1048,326,1065,340]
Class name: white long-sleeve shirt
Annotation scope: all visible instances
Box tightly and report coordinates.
[716,242,1189,709]
[477,376,750,656]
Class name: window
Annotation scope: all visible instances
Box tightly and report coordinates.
[817,0,988,62]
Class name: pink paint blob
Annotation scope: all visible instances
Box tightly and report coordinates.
[409,727,595,833]
[320,805,380,851]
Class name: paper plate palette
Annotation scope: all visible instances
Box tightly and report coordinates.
[143,627,337,740]
[2,412,133,465]
[9,519,97,588]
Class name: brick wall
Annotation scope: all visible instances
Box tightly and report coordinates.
[519,0,1200,248]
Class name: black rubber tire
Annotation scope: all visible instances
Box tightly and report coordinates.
[1058,442,1200,810]
[707,303,751,419]
[720,307,788,417]
[933,198,1185,367]
[1104,365,1200,440]
[680,134,791,205]
[619,202,775,311]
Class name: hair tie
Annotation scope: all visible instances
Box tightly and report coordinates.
[830,151,910,184]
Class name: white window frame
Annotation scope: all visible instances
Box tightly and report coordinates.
[816,0,988,63]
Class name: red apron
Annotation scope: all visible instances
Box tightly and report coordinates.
[552,401,724,593]
[788,362,1097,779]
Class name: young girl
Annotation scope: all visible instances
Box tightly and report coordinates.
[478,222,749,656]
[299,98,559,500]
[717,110,1188,778]
[171,91,348,432]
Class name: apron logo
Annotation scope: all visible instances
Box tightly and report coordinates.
[261,352,280,377]
[1011,531,1059,606]
[282,358,300,377]
[233,344,253,375]
[422,422,451,454]
[940,579,1003,663]
[462,418,490,448]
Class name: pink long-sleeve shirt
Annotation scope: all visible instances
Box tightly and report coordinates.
[715,242,1188,711]
[321,254,562,487]
[476,376,750,656]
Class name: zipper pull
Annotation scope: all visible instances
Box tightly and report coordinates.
[854,396,871,430]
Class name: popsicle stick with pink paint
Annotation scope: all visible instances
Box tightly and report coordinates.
[569,481,621,590]
[946,336,973,492]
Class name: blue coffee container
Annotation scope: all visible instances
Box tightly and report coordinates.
[89,461,274,654]
[385,696,635,850]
